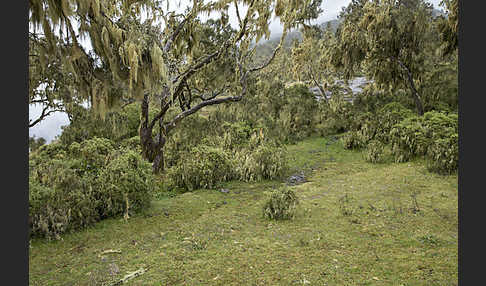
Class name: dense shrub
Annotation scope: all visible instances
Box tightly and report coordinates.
[389,115,428,162]
[166,145,235,191]
[29,145,154,239]
[59,103,144,146]
[95,149,154,218]
[235,139,288,182]
[375,103,414,143]
[317,94,355,136]
[29,160,100,239]
[120,135,141,151]
[426,133,458,174]
[389,111,458,171]
[341,131,367,150]
[69,137,115,170]
[364,140,386,163]
[263,187,299,220]
[358,102,414,143]
[220,121,258,150]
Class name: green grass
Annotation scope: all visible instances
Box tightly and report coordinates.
[29,136,458,285]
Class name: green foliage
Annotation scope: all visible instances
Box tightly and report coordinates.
[390,111,458,170]
[96,149,154,218]
[235,139,288,182]
[276,84,321,142]
[263,187,299,220]
[166,145,235,191]
[317,93,355,136]
[29,159,100,240]
[427,133,458,174]
[59,104,141,147]
[29,136,46,152]
[360,102,415,143]
[364,140,386,163]
[68,137,115,170]
[120,136,141,151]
[29,142,154,239]
[341,131,367,150]
[390,115,428,162]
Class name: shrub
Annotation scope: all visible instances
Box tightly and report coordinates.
[235,141,288,182]
[69,137,115,170]
[95,149,154,218]
[166,145,235,191]
[357,103,414,143]
[275,84,320,142]
[29,160,100,239]
[374,103,414,143]
[120,136,141,152]
[389,111,458,167]
[426,133,458,174]
[59,103,142,146]
[364,140,386,163]
[29,147,154,239]
[263,187,299,220]
[341,131,367,150]
[389,115,428,162]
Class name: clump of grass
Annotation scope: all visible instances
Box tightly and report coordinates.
[263,187,299,220]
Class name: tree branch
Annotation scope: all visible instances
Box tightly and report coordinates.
[29,106,64,128]
[164,95,242,134]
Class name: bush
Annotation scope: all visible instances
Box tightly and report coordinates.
[357,102,414,143]
[235,140,288,182]
[59,103,141,146]
[275,84,320,142]
[389,111,458,171]
[69,137,115,171]
[364,140,386,163]
[341,131,367,150]
[426,133,458,174]
[120,136,141,152]
[166,145,235,191]
[95,149,154,218]
[29,147,154,239]
[263,187,299,220]
[389,115,428,162]
[29,160,100,239]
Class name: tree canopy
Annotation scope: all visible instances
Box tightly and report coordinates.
[29,0,323,172]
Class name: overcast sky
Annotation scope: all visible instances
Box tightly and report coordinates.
[29,0,444,143]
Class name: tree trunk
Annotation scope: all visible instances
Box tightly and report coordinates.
[139,94,166,174]
[395,58,424,116]
[152,150,164,174]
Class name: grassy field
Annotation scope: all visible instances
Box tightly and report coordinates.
[29,136,458,286]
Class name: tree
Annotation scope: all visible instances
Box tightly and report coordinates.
[290,24,346,104]
[29,136,46,152]
[29,0,322,173]
[329,0,435,115]
[437,0,458,56]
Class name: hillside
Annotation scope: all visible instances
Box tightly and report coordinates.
[29,136,458,285]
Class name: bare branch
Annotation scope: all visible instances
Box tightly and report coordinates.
[234,0,243,28]
[164,95,242,134]
[29,107,64,128]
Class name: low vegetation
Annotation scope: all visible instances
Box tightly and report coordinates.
[28,0,458,284]
[29,137,458,285]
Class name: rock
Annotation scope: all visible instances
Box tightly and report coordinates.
[287,172,306,186]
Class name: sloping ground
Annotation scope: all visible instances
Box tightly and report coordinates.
[29,136,458,286]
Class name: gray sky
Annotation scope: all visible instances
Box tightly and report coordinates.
[29,0,444,143]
